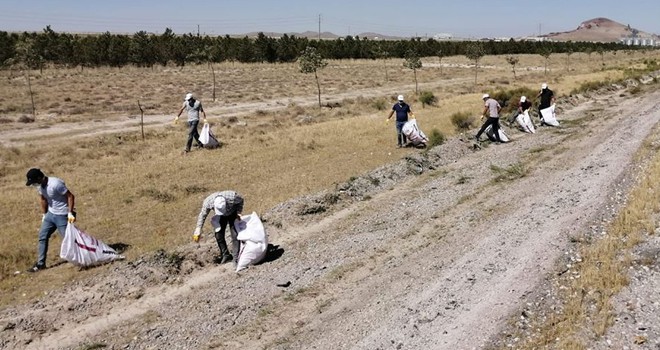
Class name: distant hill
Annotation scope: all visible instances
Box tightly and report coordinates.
[545,17,659,43]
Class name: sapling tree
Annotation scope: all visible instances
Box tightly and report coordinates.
[403,49,422,94]
[298,46,328,108]
[506,55,519,80]
[464,43,485,90]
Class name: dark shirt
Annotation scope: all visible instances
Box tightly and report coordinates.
[392,102,412,122]
[519,101,532,112]
[539,89,554,109]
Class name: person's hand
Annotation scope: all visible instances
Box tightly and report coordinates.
[42,214,46,223]
[174,116,179,124]
[385,118,390,125]
[67,212,76,223]
[193,227,201,242]
[203,118,209,125]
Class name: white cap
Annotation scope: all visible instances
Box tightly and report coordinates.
[541,83,548,89]
[185,93,193,101]
[397,95,404,101]
[482,93,489,100]
[520,96,527,102]
[213,196,227,216]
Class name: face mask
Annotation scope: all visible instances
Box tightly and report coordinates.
[30,183,40,187]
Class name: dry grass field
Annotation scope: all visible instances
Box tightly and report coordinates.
[0,50,658,304]
[0,46,659,349]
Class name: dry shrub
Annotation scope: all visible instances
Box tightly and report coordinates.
[450,112,475,131]
[18,115,35,123]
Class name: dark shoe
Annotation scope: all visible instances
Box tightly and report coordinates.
[474,135,481,142]
[219,254,233,264]
[27,264,46,273]
[194,143,203,149]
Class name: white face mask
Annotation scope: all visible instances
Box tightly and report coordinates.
[30,183,40,187]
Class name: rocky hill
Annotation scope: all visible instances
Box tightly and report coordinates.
[545,17,659,43]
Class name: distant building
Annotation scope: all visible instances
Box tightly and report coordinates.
[620,37,657,46]
[433,33,453,40]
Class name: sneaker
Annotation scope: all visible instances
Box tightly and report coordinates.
[27,264,46,273]
[474,135,481,142]
[218,254,233,264]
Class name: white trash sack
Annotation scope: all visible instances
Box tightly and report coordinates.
[515,110,536,134]
[199,123,220,149]
[234,212,268,272]
[540,104,560,126]
[484,124,510,142]
[60,223,124,267]
[402,119,429,147]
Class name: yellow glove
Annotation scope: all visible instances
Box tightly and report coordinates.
[67,212,76,223]
[193,227,201,242]
[385,118,391,125]
[203,118,209,125]
[193,234,200,243]
[174,116,179,125]
[410,114,416,119]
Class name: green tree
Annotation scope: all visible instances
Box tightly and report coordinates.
[565,48,573,72]
[298,46,328,108]
[505,55,519,80]
[403,49,422,94]
[464,42,485,89]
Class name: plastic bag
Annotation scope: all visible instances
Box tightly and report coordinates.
[402,119,429,146]
[60,223,124,267]
[485,124,510,142]
[234,212,268,272]
[540,104,560,126]
[516,110,536,134]
[199,123,220,148]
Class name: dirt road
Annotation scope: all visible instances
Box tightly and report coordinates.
[1,85,659,349]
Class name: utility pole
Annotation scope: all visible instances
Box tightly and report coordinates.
[197,24,200,37]
[318,14,321,40]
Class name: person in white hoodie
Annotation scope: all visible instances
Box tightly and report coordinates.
[193,191,244,264]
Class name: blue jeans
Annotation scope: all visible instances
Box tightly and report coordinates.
[186,120,203,151]
[37,212,68,267]
[395,121,407,146]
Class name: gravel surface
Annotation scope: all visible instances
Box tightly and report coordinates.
[1,78,659,350]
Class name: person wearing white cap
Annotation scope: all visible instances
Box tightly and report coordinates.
[537,83,554,124]
[193,191,244,264]
[386,95,415,148]
[475,93,502,143]
[175,92,207,153]
[506,95,532,125]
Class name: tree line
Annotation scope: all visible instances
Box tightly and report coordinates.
[0,26,636,69]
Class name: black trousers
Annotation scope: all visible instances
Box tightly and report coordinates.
[210,213,240,261]
[476,117,502,142]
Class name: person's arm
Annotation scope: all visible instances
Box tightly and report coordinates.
[39,194,48,215]
[386,110,394,120]
[176,105,184,118]
[482,105,488,117]
[66,190,75,213]
[497,103,502,113]
[200,106,207,121]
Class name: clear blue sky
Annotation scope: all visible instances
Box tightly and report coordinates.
[1,0,658,38]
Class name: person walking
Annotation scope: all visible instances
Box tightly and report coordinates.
[386,95,414,148]
[193,191,244,264]
[475,94,502,143]
[25,168,76,272]
[175,93,207,153]
[537,83,555,124]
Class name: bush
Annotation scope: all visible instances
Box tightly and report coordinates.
[372,99,387,111]
[419,91,438,108]
[427,128,445,147]
[450,112,475,131]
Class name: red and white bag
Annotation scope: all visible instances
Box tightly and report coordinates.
[60,223,123,267]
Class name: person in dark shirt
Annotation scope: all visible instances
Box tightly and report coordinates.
[537,83,555,124]
[386,95,414,148]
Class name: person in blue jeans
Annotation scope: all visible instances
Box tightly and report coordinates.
[386,95,415,148]
[25,168,76,272]
[175,93,208,153]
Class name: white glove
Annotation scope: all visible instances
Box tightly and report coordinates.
[203,118,208,125]
[193,227,201,242]
[67,212,76,223]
